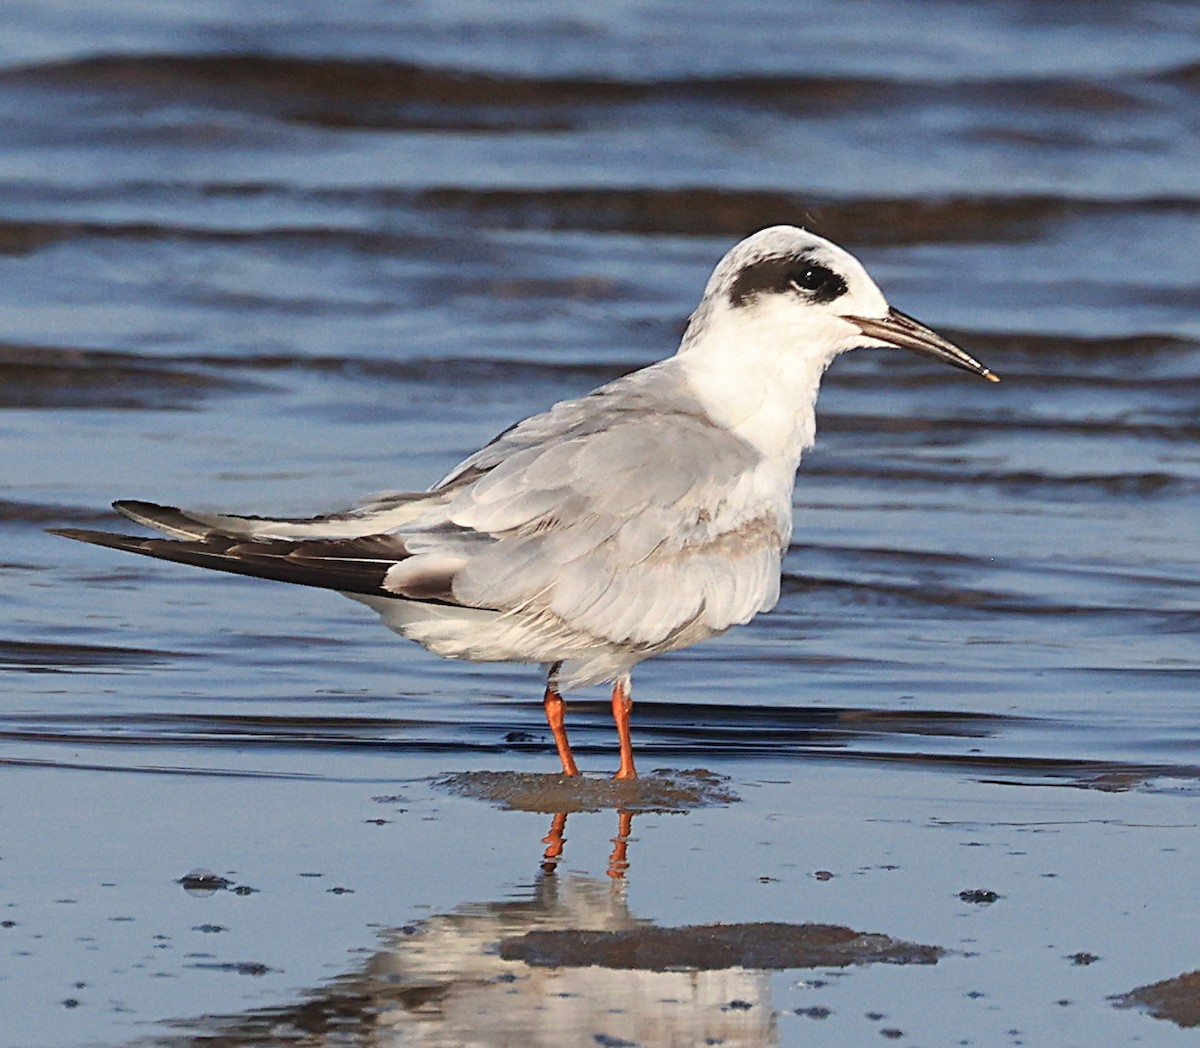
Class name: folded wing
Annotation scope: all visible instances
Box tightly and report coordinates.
[53,364,790,650]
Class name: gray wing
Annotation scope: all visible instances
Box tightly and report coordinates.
[415,363,791,646]
[54,364,790,647]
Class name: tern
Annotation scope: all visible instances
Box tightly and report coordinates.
[52,226,998,779]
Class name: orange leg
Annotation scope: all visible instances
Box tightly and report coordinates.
[611,674,637,780]
[543,682,580,776]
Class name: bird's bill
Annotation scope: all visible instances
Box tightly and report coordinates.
[848,307,1000,382]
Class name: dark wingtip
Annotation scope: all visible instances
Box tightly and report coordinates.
[47,527,98,541]
[113,498,173,517]
[46,527,148,551]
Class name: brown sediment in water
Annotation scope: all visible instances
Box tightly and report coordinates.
[500,921,943,971]
[1114,970,1200,1028]
[434,768,739,813]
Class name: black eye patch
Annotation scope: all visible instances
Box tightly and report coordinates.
[728,254,849,308]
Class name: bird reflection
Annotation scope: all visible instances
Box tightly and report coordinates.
[352,873,776,1047]
[167,872,777,1048]
[540,809,634,879]
[162,773,924,1046]
[164,801,940,1048]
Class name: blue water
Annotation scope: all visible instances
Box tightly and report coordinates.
[2,2,1200,1045]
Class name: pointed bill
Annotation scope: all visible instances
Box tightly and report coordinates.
[848,307,1000,382]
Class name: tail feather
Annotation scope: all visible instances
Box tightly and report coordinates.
[113,501,215,540]
[112,495,445,542]
[50,527,411,598]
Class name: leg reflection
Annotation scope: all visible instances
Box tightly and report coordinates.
[539,810,636,880]
[541,811,569,874]
[607,809,634,880]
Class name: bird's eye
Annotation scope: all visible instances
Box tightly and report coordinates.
[789,265,834,292]
[785,262,848,304]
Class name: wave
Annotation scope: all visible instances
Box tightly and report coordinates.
[0,637,179,669]
[2,52,1158,113]
[1,704,1195,788]
[3,189,1197,247]
[0,342,259,409]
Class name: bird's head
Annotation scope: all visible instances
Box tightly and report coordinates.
[681,225,998,383]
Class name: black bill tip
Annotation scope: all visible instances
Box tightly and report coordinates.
[848,307,999,382]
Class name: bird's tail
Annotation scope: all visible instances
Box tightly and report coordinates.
[106,494,442,542]
[49,520,411,597]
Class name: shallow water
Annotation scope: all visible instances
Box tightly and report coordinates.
[2,2,1200,1045]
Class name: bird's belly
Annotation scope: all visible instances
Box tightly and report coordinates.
[348,593,608,664]
[346,593,723,689]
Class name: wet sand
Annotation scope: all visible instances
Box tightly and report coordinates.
[3,758,1199,1046]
